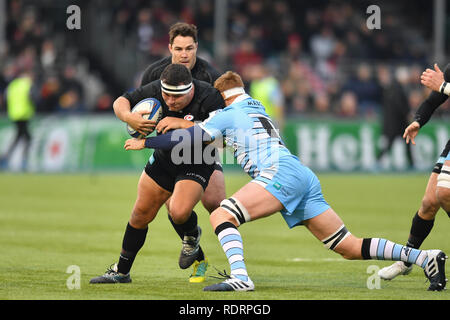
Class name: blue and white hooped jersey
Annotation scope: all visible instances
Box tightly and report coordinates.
[199,94,293,179]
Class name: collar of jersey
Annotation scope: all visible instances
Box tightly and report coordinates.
[231,94,251,104]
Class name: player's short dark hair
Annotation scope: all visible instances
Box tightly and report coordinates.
[160,63,193,86]
[169,22,198,44]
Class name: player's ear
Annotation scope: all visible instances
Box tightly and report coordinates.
[168,43,173,53]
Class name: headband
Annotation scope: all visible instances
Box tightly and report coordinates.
[161,80,193,95]
[222,87,245,99]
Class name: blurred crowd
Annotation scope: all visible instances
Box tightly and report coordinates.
[0,0,115,115]
[1,0,450,120]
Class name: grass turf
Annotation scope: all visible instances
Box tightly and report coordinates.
[0,172,449,300]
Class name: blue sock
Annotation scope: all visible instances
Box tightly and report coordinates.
[215,222,249,281]
[362,238,429,268]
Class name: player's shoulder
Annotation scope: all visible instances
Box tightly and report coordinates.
[192,57,221,83]
[141,57,172,85]
[195,56,215,69]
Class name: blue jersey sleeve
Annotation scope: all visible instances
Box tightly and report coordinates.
[198,109,235,140]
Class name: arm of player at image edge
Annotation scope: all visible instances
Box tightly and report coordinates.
[405,64,450,145]
[123,125,213,151]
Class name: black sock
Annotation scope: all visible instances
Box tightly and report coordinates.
[168,211,199,238]
[168,211,204,261]
[404,211,434,266]
[116,223,148,274]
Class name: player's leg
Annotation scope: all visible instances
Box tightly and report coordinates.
[169,179,205,271]
[436,158,450,215]
[0,120,22,167]
[204,182,284,291]
[379,172,439,280]
[90,170,171,284]
[166,168,225,269]
[168,164,216,282]
[18,120,32,170]
[304,208,447,291]
[378,142,450,280]
[201,167,226,213]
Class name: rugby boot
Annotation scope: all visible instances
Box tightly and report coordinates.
[179,226,202,269]
[89,263,131,284]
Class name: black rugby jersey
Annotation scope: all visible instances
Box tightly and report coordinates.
[140,56,222,87]
[122,79,225,165]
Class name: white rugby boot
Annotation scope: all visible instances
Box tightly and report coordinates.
[378,261,413,280]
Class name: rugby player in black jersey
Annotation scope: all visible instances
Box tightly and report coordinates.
[90,64,225,284]
[141,22,221,86]
[379,63,450,281]
[139,22,226,280]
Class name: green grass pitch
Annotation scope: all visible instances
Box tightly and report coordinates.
[0,171,448,300]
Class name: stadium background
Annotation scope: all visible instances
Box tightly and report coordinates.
[1,0,450,302]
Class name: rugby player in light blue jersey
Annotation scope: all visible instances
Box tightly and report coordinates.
[124,71,447,292]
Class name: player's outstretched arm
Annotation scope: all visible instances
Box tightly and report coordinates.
[124,138,146,150]
[124,125,212,151]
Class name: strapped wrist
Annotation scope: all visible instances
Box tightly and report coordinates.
[439,81,450,96]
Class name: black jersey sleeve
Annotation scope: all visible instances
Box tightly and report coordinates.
[414,63,450,127]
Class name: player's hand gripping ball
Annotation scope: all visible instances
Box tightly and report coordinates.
[127,98,163,138]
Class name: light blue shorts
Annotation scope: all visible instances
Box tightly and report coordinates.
[252,155,330,228]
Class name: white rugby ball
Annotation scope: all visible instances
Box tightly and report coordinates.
[127,98,163,138]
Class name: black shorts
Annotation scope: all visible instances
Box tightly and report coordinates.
[433,139,450,174]
[144,156,216,192]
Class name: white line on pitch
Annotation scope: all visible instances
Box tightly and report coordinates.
[287,258,348,262]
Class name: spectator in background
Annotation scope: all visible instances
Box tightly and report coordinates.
[0,70,36,170]
[40,39,57,72]
[312,92,331,116]
[37,74,60,113]
[247,64,285,130]
[336,91,358,118]
[310,26,336,80]
[376,65,413,168]
[232,39,263,75]
[136,8,155,69]
[342,63,380,118]
[57,65,85,114]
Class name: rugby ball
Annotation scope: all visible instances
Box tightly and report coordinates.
[127,98,163,138]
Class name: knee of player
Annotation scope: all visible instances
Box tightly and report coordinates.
[168,204,193,224]
[421,194,440,215]
[321,226,361,260]
[209,208,239,229]
[201,195,224,214]
[131,208,156,228]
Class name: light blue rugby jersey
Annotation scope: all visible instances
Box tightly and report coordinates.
[198,94,293,178]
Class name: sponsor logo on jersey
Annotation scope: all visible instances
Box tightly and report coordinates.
[184,114,194,121]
